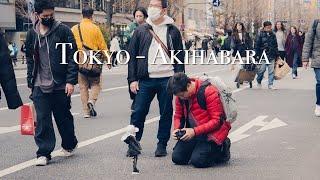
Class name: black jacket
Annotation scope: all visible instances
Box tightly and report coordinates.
[26,21,78,89]
[127,23,185,84]
[232,32,253,57]
[0,33,23,109]
[255,30,279,61]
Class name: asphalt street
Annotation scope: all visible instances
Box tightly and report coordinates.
[0,63,319,180]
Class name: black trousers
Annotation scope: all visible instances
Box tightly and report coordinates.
[33,87,78,159]
[279,51,286,60]
[172,138,226,168]
[112,51,118,67]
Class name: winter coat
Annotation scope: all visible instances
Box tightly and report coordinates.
[285,34,303,68]
[232,32,253,57]
[174,79,231,145]
[0,33,23,109]
[302,19,320,68]
[127,20,185,84]
[26,21,79,89]
[255,30,279,61]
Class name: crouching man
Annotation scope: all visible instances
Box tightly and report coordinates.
[167,73,231,168]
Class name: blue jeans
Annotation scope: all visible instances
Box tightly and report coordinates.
[314,68,320,105]
[292,52,299,76]
[130,78,173,145]
[256,60,275,86]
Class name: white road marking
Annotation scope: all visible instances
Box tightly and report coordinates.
[0,76,251,177]
[0,126,20,135]
[229,116,269,143]
[229,116,288,143]
[0,113,80,134]
[256,118,288,132]
[0,116,160,178]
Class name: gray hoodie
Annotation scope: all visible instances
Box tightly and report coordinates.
[34,21,65,93]
[146,16,175,78]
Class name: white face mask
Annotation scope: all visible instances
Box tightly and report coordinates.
[148,7,162,21]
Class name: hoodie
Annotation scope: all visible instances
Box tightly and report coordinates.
[34,21,65,93]
[146,16,175,78]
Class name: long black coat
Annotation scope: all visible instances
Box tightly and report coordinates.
[0,33,23,109]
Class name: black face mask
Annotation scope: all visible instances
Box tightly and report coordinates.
[41,17,54,27]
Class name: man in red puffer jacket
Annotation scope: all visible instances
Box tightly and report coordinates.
[167,72,231,168]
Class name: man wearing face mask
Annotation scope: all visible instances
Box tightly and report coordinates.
[127,0,185,157]
[26,0,78,166]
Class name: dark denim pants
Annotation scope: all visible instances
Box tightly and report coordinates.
[172,137,224,168]
[33,87,78,159]
[130,77,173,145]
[314,68,320,105]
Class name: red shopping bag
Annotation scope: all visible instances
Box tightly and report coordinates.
[20,105,36,135]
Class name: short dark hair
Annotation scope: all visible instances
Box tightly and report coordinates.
[159,0,168,8]
[167,73,191,95]
[82,6,94,18]
[34,0,55,14]
[133,7,148,18]
[263,21,272,27]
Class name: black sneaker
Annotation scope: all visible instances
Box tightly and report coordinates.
[155,143,167,157]
[216,138,231,163]
[87,102,97,117]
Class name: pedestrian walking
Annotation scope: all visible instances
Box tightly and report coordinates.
[124,7,148,112]
[20,40,26,64]
[255,21,279,90]
[285,26,303,79]
[8,41,18,66]
[0,32,23,109]
[110,35,121,67]
[71,7,108,118]
[302,19,320,116]
[26,0,78,166]
[274,21,287,61]
[127,0,185,157]
[124,7,148,49]
[202,38,208,58]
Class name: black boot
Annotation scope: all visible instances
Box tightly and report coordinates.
[155,143,167,157]
[216,138,231,163]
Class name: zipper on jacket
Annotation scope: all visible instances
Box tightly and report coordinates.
[45,36,57,84]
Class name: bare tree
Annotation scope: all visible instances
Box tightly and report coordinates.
[15,0,29,20]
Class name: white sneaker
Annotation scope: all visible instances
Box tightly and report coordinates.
[60,145,77,157]
[293,74,297,79]
[315,105,320,117]
[83,114,90,118]
[35,156,48,166]
[257,83,262,89]
[268,85,277,90]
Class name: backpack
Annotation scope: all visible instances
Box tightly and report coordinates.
[197,74,238,124]
[177,75,237,129]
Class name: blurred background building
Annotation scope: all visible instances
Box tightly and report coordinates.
[1,0,319,60]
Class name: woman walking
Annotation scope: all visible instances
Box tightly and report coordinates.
[285,26,303,79]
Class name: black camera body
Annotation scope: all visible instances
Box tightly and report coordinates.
[175,130,186,140]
